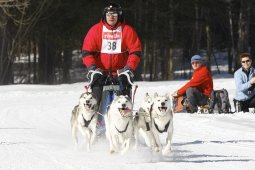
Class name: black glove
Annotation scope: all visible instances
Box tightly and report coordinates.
[117,66,134,85]
[87,64,96,80]
[117,66,134,76]
[86,65,104,86]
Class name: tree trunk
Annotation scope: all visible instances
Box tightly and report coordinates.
[236,0,250,69]
[38,33,47,84]
[38,28,55,84]
[205,9,212,71]
[168,0,174,80]
[168,47,174,79]
[143,40,147,80]
[63,48,71,83]
[149,41,153,81]
[152,41,157,81]
[192,0,201,54]
[28,39,31,83]
[228,5,235,73]
[152,3,158,81]
[0,17,13,84]
[33,38,37,83]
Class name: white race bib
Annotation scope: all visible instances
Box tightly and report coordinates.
[101,26,122,54]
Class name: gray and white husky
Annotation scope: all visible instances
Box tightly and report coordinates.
[71,92,98,151]
[151,92,174,156]
[105,95,133,155]
[133,93,159,152]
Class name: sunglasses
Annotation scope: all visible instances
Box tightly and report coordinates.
[106,12,118,17]
[241,60,250,63]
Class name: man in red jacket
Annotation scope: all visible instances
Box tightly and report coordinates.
[82,2,141,105]
[172,55,213,113]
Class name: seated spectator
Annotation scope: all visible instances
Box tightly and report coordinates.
[234,53,255,112]
[172,55,213,113]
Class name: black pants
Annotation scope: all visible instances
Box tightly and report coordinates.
[91,74,132,108]
[186,87,209,112]
[236,95,255,112]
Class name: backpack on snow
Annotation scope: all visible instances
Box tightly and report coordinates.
[209,88,232,113]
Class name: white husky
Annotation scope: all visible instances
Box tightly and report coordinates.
[105,95,133,154]
[133,93,159,152]
[71,92,98,151]
[151,92,174,156]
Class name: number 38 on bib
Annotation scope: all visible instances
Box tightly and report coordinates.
[101,26,122,54]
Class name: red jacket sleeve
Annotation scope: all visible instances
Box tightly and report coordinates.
[123,25,141,70]
[82,24,99,68]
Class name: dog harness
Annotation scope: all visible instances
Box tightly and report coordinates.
[138,104,153,131]
[153,120,170,133]
[145,121,150,131]
[82,114,95,127]
[115,121,129,133]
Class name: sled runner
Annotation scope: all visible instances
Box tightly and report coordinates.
[197,105,209,114]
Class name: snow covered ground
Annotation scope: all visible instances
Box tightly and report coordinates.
[1,78,255,170]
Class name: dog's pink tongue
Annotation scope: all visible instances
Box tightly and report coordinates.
[123,108,131,114]
[160,107,166,112]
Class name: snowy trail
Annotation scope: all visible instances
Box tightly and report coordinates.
[1,80,255,170]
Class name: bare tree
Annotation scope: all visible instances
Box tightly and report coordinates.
[0,0,52,84]
[236,0,250,69]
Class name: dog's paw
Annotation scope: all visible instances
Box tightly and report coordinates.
[153,146,160,152]
[120,150,128,155]
[133,143,140,150]
[86,144,91,152]
[74,145,78,151]
[162,147,171,156]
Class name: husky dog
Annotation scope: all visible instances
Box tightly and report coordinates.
[71,92,98,151]
[133,93,159,152]
[151,92,173,156]
[105,95,133,154]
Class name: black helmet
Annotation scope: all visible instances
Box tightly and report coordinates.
[102,2,123,23]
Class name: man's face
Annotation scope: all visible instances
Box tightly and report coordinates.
[191,61,203,70]
[241,56,252,70]
[106,11,118,27]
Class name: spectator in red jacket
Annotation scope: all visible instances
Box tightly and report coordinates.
[172,55,213,113]
[82,2,141,105]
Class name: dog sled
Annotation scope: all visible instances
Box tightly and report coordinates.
[85,70,138,121]
[172,88,234,114]
[172,96,210,113]
[172,96,190,113]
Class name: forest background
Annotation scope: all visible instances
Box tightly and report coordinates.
[0,0,253,84]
